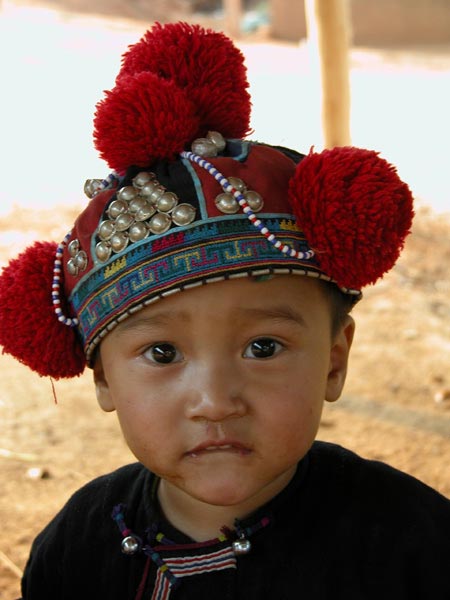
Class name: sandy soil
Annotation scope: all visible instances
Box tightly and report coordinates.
[1,2,450,599]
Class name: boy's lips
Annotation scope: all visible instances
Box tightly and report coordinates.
[185,440,252,458]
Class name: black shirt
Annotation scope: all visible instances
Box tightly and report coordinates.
[21,441,450,599]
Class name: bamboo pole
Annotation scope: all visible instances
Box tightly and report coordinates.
[304,0,352,148]
[223,0,242,39]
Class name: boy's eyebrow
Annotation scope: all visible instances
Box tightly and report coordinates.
[114,310,189,335]
[237,306,308,328]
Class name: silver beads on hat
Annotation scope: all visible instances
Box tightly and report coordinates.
[94,172,197,263]
[191,131,226,158]
[128,222,149,243]
[172,203,197,226]
[244,190,264,212]
[156,192,178,213]
[84,179,103,199]
[148,212,172,235]
[66,238,88,277]
[215,177,264,215]
[95,241,112,263]
[215,193,239,214]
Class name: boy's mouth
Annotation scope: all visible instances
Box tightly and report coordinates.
[186,440,251,458]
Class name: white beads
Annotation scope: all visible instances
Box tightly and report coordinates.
[53,232,79,327]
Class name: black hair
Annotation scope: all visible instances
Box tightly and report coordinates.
[318,280,358,338]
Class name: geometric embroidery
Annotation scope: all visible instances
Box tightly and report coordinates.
[151,546,236,600]
[70,215,318,354]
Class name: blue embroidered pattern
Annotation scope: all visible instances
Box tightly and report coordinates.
[70,217,318,352]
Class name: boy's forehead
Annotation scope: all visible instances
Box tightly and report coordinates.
[112,274,324,333]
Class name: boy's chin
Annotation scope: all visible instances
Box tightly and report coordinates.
[177,465,296,511]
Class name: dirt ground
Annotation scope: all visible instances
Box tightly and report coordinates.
[1,3,450,599]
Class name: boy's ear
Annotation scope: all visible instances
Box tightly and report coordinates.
[325,316,355,403]
[92,355,116,413]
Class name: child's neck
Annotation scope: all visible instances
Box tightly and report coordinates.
[156,469,295,543]
[157,482,246,542]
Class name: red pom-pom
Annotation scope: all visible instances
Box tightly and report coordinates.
[0,242,86,378]
[289,147,414,290]
[117,22,250,138]
[94,71,200,173]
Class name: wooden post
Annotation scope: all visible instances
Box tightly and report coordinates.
[304,0,352,148]
[223,0,242,39]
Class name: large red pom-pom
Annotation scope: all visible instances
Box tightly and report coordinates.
[289,147,414,290]
[94,71,200,173]
[117,22,251,140]
[0,242,86,378]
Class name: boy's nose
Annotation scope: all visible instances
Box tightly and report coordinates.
[184,361,247,422]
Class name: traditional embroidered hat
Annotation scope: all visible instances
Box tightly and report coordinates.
[0,22,413,379]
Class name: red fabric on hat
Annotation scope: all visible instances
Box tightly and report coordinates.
[289,147,414,290]
[0,242,85,378]
[189,144,298,217]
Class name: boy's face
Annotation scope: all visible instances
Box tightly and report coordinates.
[94,276,354,515]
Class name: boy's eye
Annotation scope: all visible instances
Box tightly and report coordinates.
[243,338,283,359]
[144,343,182,364]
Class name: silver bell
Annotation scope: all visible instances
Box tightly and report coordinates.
[121,535,141,555]
[232,537,251,555]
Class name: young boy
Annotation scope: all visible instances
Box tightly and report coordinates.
[0,22,448,600]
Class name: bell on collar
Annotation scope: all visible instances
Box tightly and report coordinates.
[121,534,142,555]
[232,535,251,555]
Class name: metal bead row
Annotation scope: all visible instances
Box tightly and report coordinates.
[94,172,197,263]
[52,232,79,327]
[180,151,315,261]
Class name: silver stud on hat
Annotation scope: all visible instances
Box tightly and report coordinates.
[215,192,240,214]
[191,131,227,158]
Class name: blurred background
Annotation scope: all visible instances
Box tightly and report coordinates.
[1,0,449,222]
